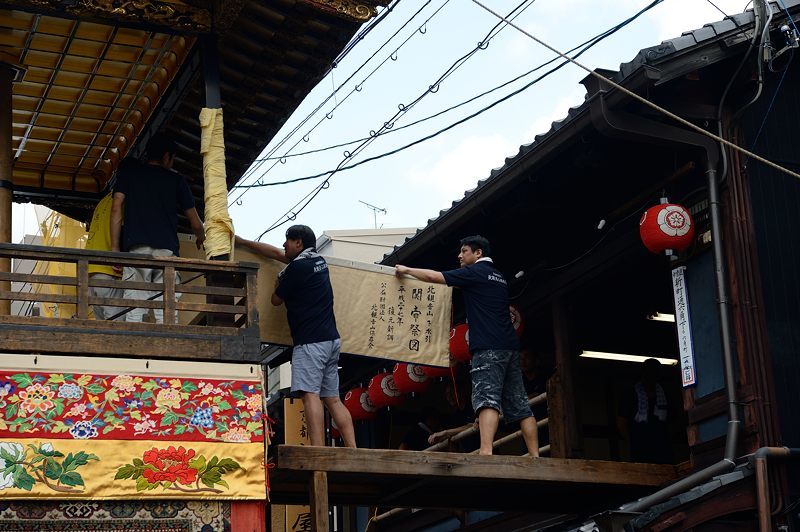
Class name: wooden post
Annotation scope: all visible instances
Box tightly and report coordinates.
[309,471,329,532]
[549,297,581,458]
[163,265,176,325]
[0,62,13,315]
[76,259,89,319]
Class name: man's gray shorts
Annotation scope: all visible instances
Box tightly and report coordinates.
[291,338,341,398]
[470,349,533,424]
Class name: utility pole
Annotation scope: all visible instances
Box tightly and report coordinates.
[359,200,386,229]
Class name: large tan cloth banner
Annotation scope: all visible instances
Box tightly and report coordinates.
[235,247,451,367]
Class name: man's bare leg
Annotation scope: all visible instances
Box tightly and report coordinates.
[301,392,325,446]
[323,396,357,448]
[520,416,540,457]
[478,408,500,455]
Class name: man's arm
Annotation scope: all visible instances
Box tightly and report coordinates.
[235,235,289,264]
[184,207,205,250]
[110,192,125,252]
[271,278,284,307]
[395,264,446,284]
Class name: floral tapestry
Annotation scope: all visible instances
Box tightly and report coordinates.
[0,370,266,500]
[0,372,264,443]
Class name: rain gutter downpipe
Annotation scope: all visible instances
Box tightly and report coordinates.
[589,94,740,514]
[753,447,800,532]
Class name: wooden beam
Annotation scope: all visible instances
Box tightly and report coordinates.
[276,446,676,487]
[549,297,581,458]
[309,471,329,532]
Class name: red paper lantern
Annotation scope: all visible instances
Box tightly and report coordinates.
[449,323,471,362]
[393,363,430,394]
[421,364,452,378]
[509,305,524,337]
[367,372,405,408]
[639,203,695,254]
[343,386,378,421]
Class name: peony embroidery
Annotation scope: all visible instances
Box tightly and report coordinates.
[69,420,98,439]
[18,383,56,415]
[116,446,243,493]
[154,388,182,410]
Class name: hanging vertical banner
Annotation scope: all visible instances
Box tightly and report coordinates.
[283,398,311,532]
[671,266,696,387]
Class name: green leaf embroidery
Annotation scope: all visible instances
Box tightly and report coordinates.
[14,469,36,491]
[115,464,136,480]
[44,458,63,480]
[85,383,105,395]
[10,373,34,388]
[180,381,198,392]
[59,471,84,487]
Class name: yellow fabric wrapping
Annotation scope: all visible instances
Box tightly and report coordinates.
[0,439,266,500]
[200,107,234,259]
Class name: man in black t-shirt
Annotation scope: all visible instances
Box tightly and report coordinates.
[396,235,540,456]
[110,134,205,323]
[236,226,356,448]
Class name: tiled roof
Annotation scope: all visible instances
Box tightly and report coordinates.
[381,0,800,264]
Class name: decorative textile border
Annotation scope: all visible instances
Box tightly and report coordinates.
[0,439,265,500]
[0,372,263,443]
[0,499,231,531]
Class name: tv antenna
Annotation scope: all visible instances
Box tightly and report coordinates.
[359,200,386,229]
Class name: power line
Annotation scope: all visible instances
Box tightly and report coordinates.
[471,0,800,181]
[235,0,665,191]
[228,0,446,208]
[252,0,541,238]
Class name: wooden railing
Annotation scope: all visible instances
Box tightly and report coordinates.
[0,243,261,361]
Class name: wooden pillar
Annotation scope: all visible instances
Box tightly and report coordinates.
[309,471,329,532]
[549,297,581,458]
[0,62,14,316]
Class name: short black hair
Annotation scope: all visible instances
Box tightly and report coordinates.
[286,225,316,250]
[146,132,178,162]
[460,235,491,257]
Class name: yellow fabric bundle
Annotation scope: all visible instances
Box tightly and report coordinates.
[199,107,234,259]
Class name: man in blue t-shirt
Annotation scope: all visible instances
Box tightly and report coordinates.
[236,226,356,448]
[110,134,205,323]
[396,235,540,456]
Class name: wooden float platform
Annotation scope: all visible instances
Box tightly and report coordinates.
[269,445,678,514]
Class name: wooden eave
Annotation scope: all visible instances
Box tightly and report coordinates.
[2,0,384,225]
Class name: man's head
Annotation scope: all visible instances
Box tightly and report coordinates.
[458,235,491,266]
[642,358,662,384]
[284,225,316,260]
[146,133,178,168]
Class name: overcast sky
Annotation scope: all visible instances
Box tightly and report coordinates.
[13,0,749,248]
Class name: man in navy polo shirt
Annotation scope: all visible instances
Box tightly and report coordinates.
[396,235,539,456]
[236,226,356,448]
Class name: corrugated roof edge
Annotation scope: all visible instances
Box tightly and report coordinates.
[381,0,800,264]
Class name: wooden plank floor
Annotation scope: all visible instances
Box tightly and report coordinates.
[269,445,678,513]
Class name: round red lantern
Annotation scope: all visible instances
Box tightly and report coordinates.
[367,372,404,408]
[449,323,471,362]
[509,305,524,337]
[639,203,695,254]
[393,363,430,394]
[421,364,452,378]
[343,386,378,421]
